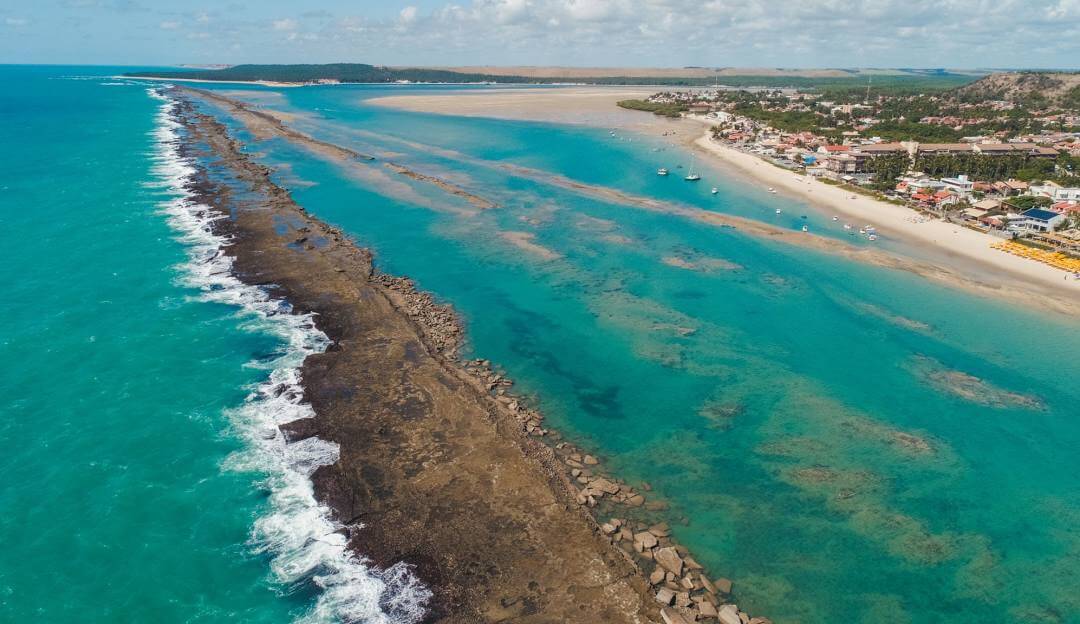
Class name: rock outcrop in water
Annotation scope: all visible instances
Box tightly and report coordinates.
[176,87,777,624]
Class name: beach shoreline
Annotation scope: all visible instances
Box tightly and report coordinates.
[369,88,1080,314]
[174,91,756,623]
[683,116,1080,296]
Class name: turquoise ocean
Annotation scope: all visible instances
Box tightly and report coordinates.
[2,66,1078,623]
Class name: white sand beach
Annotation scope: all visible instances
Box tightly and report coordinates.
[368,87,675,130]
[686,119,1080,298]
[368,88,1080,309]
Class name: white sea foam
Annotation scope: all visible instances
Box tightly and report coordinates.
[146,88,431,624]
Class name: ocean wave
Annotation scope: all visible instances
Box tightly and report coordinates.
[146,88,431,624]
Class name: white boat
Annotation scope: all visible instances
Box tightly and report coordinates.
[868,234,878,241]
[775,208,782,214]
[657,168,669,176]
[801,225,809,232]
[843,224,852,230]
[711,187,718,194]
[685,156,701,181]
[859,228,866,235]
[832,216,839,221]
[865,226,876,234]
[768,187,777,193]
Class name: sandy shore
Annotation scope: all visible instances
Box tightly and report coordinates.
[685,116,1080,299]
[370,88,1080,313]
[174,97,661,622]
[367,87,687,131]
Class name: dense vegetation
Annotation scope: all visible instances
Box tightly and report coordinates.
[865,153,912,190]
[729,102,822,132]
[616,99,687,117]
[129,63,528,83]
[912,152,1079,183]
[128,64,979,90]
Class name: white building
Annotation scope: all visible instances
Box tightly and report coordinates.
[1013,208,1066,233]
[940,174,975,197]
[1030,181,1080,202]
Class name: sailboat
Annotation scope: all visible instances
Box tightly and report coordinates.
[684,155,701,181]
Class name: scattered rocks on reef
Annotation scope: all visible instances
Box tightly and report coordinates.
[372,274,463,357]
[660,606,691,624]
[360,182,771,624]
[655,547,685,576]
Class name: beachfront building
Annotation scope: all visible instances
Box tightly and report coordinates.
[941,174,975,198]
[1051,201,1080,215]
[1013,208,1066,232]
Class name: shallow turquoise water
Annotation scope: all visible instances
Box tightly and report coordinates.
[198,83,1080,623]
[0,67,315,621]
[0,68,430,623]
[3,67,1078,624]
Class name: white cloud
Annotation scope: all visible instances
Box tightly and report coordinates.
[323,0,1080,68]
[116,0,1078,68]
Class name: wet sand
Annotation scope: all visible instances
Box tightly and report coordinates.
[173,97,658,622]
[367,87,678,131]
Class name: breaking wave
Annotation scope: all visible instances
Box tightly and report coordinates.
[146,87,431,623]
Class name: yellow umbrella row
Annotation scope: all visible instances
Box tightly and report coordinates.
[991,241,1080,272]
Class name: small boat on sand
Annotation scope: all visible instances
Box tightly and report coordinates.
[832,216,839,221]
[768,188,777,193]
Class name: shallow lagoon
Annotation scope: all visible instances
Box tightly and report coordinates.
[200,83,1080,623]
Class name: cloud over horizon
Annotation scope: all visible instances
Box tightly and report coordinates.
[2,0,1079,68]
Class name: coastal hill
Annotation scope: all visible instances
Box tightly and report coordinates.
[129,63,980,89]
[953,71,1080,106]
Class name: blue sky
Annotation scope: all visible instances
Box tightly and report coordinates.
[2,0,1079,68]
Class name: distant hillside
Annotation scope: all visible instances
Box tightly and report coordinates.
[953,71,1080,107]
[129,63,525,84]
[129,63,980,90]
